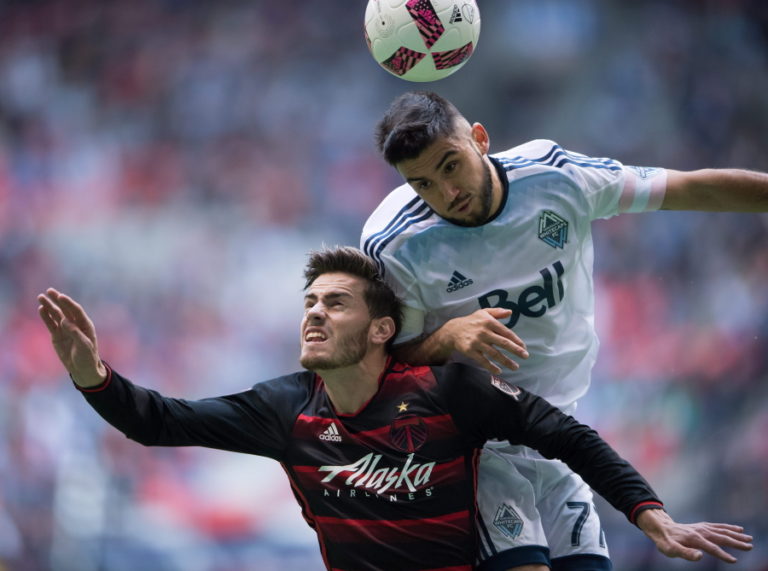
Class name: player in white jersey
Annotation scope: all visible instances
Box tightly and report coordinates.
[360,91,768,571]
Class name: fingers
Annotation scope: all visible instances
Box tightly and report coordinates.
[663,522,753,564]
[699,523,753,553]
[37,290,66,333]
[482,313,528,357]
[41,288,95,334]
[481,346,520,373]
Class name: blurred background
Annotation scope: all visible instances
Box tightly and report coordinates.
[1,0,767,569]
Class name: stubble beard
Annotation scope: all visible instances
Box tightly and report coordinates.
[445,158,495,227]
[300,321,371,371]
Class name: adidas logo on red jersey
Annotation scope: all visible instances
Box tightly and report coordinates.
[319,423,342,442]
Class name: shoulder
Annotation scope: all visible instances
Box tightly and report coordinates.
[361,183,440,264]
[492,139,623,176]
[248,370,315,407]
[494,139,562,162]
[429,362,490,392]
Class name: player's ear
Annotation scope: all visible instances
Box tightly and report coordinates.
[370,316,396,346]
[470,123,490,154]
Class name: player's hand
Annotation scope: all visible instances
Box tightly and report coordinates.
[37,288,108,388]
[636,508,753,563]
[444,308,528,374]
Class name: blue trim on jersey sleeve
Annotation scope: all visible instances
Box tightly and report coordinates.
[363,195,423,256]
[363,198,433,275]
[495,143,621,172]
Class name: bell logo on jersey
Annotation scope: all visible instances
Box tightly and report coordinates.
[478,261,565,328]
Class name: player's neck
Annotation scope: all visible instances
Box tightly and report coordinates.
[488,156,505,219]
[317,351,388,415]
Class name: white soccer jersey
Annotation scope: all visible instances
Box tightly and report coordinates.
[362,139,667,411]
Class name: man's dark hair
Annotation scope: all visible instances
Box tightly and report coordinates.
[375,91,465,166]
[304,246,403,349]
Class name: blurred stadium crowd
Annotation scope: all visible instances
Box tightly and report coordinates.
[1,0,767,569]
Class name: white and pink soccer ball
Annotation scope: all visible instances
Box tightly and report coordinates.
[364,0,481,82]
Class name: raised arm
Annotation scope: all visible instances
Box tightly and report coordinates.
[393,307,529,374]
[37,288,108,388]
[662,168,768,211]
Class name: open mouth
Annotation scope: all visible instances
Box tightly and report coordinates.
[305,331,327,343]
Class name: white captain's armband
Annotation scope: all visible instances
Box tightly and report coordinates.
[618,166,667,213]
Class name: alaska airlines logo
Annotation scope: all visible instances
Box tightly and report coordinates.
[318,452,435,494]
[478,261,564,328]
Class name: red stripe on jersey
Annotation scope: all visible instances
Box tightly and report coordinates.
[314,509,472,543]
[281,463,330,570]
[293,413,458,443]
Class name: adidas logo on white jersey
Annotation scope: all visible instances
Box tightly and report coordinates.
[446,270,474,293]
[319,423,342,442]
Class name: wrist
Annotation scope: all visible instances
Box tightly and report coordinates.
[72,360,109,388]
[634,503,668,530]
[629,500,667,527]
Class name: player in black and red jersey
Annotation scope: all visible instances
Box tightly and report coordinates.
[37,246,752,571]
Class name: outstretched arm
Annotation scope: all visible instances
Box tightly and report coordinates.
[392,308,529,374]
[636,508,753,564]
[37,288,108,388]
[441,366,753,564]
[662,168,768,211]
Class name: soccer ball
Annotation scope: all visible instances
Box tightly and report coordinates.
[364,0,481,82]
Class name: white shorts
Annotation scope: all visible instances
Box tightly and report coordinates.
[475,442,610,569]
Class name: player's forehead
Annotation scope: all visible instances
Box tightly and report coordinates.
[396,133,468,179]
[305,272,366,301]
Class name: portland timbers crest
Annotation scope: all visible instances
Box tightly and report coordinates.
[538,210,568,249]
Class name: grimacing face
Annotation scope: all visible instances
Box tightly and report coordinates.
[395,123,500,227]
[300,272,373,371]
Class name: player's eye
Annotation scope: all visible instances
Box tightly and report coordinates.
[444,161,458,174]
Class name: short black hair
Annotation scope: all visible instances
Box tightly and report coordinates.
[375,91,465,165]
[303,246,403,349]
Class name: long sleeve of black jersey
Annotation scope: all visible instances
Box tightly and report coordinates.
[78,364,313,461]
[434,362,661,522]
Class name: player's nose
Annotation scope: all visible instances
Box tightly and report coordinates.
[440,181,461,203]
[306,303,326,321]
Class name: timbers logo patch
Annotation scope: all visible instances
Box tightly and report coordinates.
[538,210,568,249]
[390,415,428,453]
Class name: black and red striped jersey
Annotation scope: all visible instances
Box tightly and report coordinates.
[80,359,660,571]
